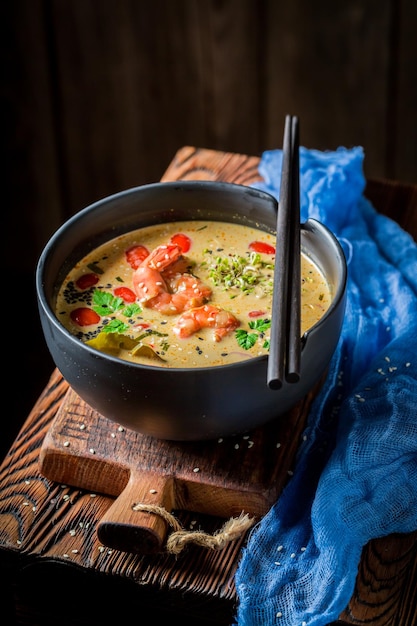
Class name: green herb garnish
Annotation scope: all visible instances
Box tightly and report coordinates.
[204,251,274,295]
[235,318,271,350]
[102,319,130,334]
[87,261,104,275]
[92,290,125,315]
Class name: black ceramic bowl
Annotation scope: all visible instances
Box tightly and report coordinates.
[36,181,347,441]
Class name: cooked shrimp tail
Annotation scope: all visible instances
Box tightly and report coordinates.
[173,304,240,341]
[132,243,212,314]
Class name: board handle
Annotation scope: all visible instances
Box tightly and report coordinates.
[97,470,176,554]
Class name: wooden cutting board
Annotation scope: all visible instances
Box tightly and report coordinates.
[39,384,319,554]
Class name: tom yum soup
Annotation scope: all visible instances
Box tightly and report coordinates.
[55,220,332,368]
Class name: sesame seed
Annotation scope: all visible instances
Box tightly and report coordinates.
[277,545,283,551]
[276,442,281,448]
[89,448,96,454]
[118,426,124,432]
[193,467,200,473]
[235,443,240,449]
[63,441,70,447]
[80,424,86,430]
[276,611,282,617]
[149,489,157,494]
[69,529,76,536]
[274,561,281,566]
[406,362,411,367]
[290,552,296,558]
[90,493,97,498]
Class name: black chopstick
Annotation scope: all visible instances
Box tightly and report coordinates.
[267,114,301,389]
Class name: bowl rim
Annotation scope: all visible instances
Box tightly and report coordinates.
[36,180,347,373]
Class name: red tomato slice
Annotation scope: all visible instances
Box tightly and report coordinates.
[171,233,191,253]
[70,308,100,327]
[248,241,275,255]
[75,273,99,290]
[113,286,136,303]
[125,245,149,269]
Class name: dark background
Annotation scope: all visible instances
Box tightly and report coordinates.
[2,0,416,459]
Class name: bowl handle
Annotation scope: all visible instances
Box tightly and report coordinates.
[97,470,175,554]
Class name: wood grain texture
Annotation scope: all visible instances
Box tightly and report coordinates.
[38,383,317,553]
[1,147,417,625]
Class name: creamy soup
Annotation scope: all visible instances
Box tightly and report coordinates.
[55,220,332,367]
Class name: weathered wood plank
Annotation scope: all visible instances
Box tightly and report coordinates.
[1,147,417,625]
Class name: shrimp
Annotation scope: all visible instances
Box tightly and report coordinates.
[173,304,240,342]
[132,243,212,315]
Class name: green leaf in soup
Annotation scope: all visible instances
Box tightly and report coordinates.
[86,331,166,361]
[86,331,139,354]
[130,343,166,361]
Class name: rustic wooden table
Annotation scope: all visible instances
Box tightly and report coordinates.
[1,147,416,626]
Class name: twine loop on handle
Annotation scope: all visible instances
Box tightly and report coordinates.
[132,503,256,554]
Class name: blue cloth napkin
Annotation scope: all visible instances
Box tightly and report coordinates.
[234,147,417,626]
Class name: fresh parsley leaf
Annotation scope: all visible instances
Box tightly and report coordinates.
[123,302,141,317]
[248,318,271,333]
[235,329,258,350]
[92,290,125,315]
[102,319,130,334]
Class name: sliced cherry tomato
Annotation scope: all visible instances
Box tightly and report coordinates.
[248,241,275,255]
[170,233,191,253]
[125,245,149,269]
[75,273,99,290]
[70,307,100,327]
[133,322,150,330]
[248,310,266,318]
[113,286,136,303]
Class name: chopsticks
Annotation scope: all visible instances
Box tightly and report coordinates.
[267,114,301,389]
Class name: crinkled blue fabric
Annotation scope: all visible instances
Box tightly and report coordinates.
[234,147,417,626]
